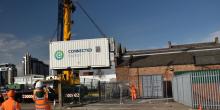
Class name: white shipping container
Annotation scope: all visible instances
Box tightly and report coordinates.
[109,38,115,52]
[50,38,110,69]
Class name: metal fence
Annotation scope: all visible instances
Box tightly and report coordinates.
[173,70,220,109]
[99,81,130,103]
[61,78,99,105]
[61,79,130,106]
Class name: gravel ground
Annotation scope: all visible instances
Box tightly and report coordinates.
[21,99,194,110]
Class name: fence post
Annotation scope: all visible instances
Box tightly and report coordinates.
[119,83,123,104]
[58,81,63,108]
[190,73,193,108]
[91,79,93,90]
[166,80,168,98]
[104,82,106,101]
[98,81,101,101]
[79,85,81,104]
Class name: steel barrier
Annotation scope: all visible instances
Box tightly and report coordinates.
[61,79,130,106]
[173,70,220,109]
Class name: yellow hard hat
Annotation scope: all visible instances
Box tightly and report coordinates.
[7,90,15,97]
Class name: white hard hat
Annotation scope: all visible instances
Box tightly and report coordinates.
[35,81,43,88]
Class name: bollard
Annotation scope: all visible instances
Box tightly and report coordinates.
[119,84,123,104]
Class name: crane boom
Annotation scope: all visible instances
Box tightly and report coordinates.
[57,0,75,41]
[63,0,74,41]
[57,0,79,85]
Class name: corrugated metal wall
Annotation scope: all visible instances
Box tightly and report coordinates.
[173,70,220,109]
[172,73,192,107]
[142,75,163,98]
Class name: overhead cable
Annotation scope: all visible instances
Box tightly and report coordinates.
[74,1,107,38]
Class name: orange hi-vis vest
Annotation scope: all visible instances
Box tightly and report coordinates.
[33,89,51,110]
[0,97,21,110]
[130,85,136,94]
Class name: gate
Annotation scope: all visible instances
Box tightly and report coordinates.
[61,79,130,106]
[99,81,129,103]
[142,75,163,98]
[173,70,220,109]
[172,73,192,107]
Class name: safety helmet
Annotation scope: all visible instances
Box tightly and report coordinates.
[35,81,43,88]
[7,90,15,97]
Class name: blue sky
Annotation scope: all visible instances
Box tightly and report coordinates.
[1,0,220,70]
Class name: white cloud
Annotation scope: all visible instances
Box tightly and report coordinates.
[208,31,220,41]
[200,30,220,42]
[210,30,220,37]
[25,36,49,63]
[25,36,49,49]
[0,33,26,52]
[0,33,26,64]
[0,33,50,75]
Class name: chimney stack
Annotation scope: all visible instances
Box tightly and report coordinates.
[214,37,219,44]
[168,41,172,48]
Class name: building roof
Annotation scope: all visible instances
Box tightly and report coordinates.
[118,41,220,67]
[125,42,220,56]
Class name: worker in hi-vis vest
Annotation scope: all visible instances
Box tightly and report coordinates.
[130,83,137,101]
[1,89,21,110]
[33,81,51,110]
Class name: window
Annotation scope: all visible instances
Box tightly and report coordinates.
[96,46,101,53]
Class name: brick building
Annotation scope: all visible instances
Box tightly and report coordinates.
[116,38,220,98]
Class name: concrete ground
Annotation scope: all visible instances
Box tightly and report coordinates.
[21,99,193,110]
